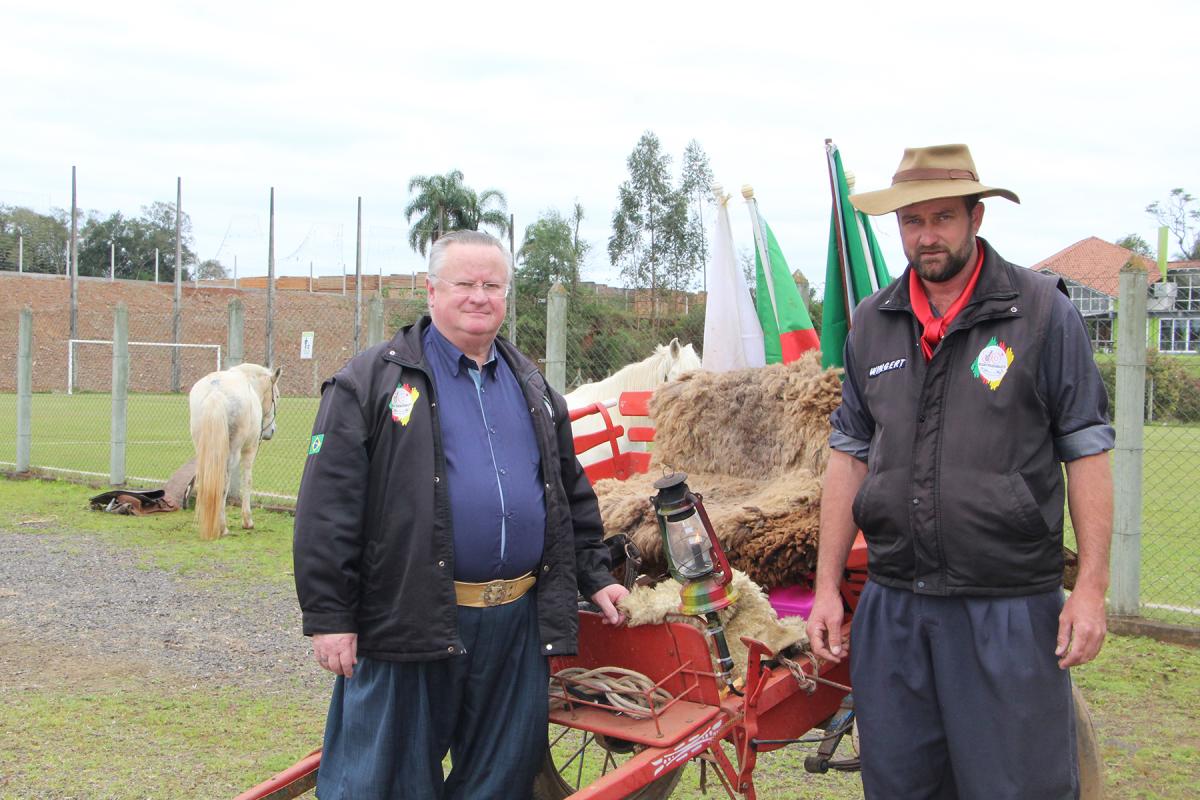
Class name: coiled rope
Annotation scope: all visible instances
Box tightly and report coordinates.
[551,667,675,719]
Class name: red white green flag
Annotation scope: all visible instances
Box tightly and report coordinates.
[751,209,819,364]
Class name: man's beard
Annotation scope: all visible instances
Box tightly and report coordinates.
[908,240,974,283]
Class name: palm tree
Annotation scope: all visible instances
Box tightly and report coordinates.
[455,187,509,239]
[404,170,468,256]
[404,171,509,256]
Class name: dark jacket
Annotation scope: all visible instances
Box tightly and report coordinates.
[293,317,614,660]
[843,240,1079,596]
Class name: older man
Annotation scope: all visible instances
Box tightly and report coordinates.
[294,230,628,799]
[807,144,1114,799]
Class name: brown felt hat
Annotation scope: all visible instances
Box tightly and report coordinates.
[849,143,1020,216]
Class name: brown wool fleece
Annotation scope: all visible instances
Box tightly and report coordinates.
[593,353,841,590]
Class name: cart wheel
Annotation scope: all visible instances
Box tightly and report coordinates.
[1073,683,1103,800]
[532,724,685,799]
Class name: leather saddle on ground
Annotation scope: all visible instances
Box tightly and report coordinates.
[89,458,197,516]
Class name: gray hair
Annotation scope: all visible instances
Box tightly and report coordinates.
[428,230,514,282]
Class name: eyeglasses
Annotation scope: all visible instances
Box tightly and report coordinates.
[432,276,510,298]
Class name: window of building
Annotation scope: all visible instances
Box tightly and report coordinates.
[1066,282,1112,316]
[1087,318,1114,352]
[1169,270,1200,312]
[1159,318,1200,353]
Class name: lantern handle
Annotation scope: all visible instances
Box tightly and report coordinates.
[690,491,734,589]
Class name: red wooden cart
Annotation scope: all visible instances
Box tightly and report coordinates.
[234,392,1102,799]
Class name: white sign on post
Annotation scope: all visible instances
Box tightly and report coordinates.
[300,331,315,360]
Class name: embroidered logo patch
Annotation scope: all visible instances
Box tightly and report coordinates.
[308,434,324,455]
[971,337,1014,390]
[390,383,420,425]
[868,358,907,378]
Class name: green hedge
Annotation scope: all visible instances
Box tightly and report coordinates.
[1096,351,1200,423]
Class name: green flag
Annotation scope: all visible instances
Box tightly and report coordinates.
[754,215,819,364]
[821,142,892,369]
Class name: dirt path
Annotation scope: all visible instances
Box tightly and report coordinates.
[0,528,318,691]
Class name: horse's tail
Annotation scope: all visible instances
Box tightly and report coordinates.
[194,392,229,541]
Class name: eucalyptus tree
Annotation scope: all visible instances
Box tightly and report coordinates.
[608,131,691,317]
[680,139,714,290]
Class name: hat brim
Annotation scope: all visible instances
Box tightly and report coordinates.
[850,181,1020,216]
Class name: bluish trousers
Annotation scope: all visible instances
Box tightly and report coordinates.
[316,593,549,800]
[850,581,1077,800]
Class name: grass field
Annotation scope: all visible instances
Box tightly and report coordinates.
[1,392,1198,622]
[0,392,319,499]
[0,478,1197,799]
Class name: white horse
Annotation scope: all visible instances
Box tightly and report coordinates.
[188,363,281,540]
[565,339,702,468]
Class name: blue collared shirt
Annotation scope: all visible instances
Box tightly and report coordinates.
[423,324,546,582]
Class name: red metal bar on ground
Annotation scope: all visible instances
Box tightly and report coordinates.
[232,749,321,800]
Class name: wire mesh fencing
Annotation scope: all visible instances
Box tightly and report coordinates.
[2,265,1198,632]
[1062,262,1200,627]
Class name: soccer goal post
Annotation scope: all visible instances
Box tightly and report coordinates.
[67,339,222,395]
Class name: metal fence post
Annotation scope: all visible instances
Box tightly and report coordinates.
[266,187,276,369]
[546,282,567,393]
[172,177,183,393]
[355,196,363,354]
[368,295,384,348]
[227,298,244,368]
[1111,267,1147,615]
[16,307,32,472]
[111,303,129,486]
[69,166,78,341]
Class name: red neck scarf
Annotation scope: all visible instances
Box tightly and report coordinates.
[908,245,985,361]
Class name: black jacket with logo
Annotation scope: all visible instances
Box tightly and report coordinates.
[832,239,1112,596]
[293,317,614,660]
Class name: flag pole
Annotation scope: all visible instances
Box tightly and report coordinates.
[741,185,781,332]
[846,170,882,295]
[825,139,855,326]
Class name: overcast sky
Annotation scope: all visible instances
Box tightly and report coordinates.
[5,1,1196,290]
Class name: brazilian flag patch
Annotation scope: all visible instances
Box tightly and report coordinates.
[308,434,324,455]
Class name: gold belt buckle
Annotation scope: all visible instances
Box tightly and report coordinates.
[482,580,511,606]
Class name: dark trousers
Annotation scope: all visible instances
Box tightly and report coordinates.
[850,581,1077,800]
[316,593,549,800]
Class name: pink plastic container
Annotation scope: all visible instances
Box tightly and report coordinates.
[768,584,815,620]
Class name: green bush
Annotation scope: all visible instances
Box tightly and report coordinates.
[1096,350,1200,423]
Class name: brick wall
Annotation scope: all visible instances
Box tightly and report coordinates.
[0,273,426,395]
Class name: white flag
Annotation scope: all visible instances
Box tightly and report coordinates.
[703,190,765,372]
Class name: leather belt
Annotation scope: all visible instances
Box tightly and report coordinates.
[454,572,536,607]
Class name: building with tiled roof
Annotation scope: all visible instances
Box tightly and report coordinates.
[1031,237,1157,297]
[1032,237,1199,353]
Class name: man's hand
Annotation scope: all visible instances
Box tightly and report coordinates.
[1056,587,1106,669]
[806,592,847,664]
[313,632,358,678]
[590,584,630,625]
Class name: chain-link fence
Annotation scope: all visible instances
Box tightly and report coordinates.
[3,261,1198,632]
[510,284,705,391]
[1056,261,1200,629]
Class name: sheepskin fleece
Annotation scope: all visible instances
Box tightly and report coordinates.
[617,570,808,683]
[650,351,842,479]
[594,353,841,589]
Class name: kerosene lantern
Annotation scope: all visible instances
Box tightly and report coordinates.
[651,472,739,689]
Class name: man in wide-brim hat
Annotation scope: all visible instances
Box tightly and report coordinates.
[807,143,1114,798]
